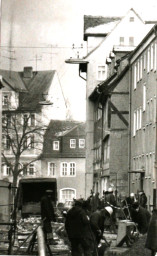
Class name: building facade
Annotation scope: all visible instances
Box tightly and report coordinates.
[82,9,154,197]
[41,120,86,202]
[129,25,157,208]
[0,67,67,184]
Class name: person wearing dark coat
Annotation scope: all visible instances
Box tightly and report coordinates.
[145,209,157,256]
[131,202,151,234]
[40,190,56,243]
[104,188,117,233]
[138,191,147,208]
[65,199,95,256]
[90,206,113,244]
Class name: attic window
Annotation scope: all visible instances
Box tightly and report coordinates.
[53,141,59,150]
[2,95,9,106]
[129,17,134,22]
[119,37,124,46]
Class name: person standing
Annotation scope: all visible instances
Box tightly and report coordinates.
[138,191,147,208]
[40,190,56,244]
[145,209,157,256]
[65,199,95,256]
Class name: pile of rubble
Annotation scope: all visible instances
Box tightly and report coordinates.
[16,216,70,254]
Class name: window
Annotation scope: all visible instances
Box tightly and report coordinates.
[97,65,105,80]
[136,109,139,130]
[70,139,76,148]
[103,137,110,162]
[143,83,146,111]
[119,37,124,46]
[151,44,154,70]
[147,48,150,73]
[140,57,142,80]
[3,135,10,150]
[154,42,157,71]
[137,60,140,82]
[61,162,68,176]
[129,17,134,22]
[133,63,137,89]
[30,114,35,126]
[133,111,136,136]
[2,95,9,106]
[139,107,142,129]
[48,162,56,176]
[28,163,35,175]
[60,188,76,202]
[61,162,76,176]
[129,37,134,46]
[23,113,36,126]
[2,163,11,176]
[70,163,76,175]
[2,114,11,128]
[144,53,146,70]
[53,141,59,150]
[79,139,85,148]
[28,135,34,149]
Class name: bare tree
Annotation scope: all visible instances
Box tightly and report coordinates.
[2,112,46,191]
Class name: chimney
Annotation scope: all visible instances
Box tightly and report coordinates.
[23,67,33,78]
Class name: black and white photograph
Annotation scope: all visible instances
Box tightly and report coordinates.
[0,0,157,255]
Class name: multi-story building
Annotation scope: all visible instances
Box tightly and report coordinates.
[89,52,130,197]
[129,24,157,208]
[66,8,155,197]
[41,120,86,202]
[0,67,67,184]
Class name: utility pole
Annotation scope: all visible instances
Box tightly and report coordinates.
[1,49,16,78]
[29,54,42,71]
[42,45,57,69]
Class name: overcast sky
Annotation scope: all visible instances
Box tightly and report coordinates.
[1,0,157,120]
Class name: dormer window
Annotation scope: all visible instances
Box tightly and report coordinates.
[53,141,59,150]
[129,17,134,22]
[2,95,9,106]
[119,37,124,46]
[70,139,76,148]
[79,139,85,148]
[97,65,105,80]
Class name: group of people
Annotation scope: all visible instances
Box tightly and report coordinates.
[40,189,157,256]
[65,198,113,256]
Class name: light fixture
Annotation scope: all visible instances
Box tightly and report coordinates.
[39,93,53,105]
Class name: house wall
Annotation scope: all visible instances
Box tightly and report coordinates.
[41,158,86,202]
[130,35,157,207]
[85,9,153,198]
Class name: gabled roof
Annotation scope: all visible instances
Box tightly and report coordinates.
[0,68,57,111]
[0,69,28,92]
[42,120,85,158]
[84,15,121,40]
[45,120,84,138]
[84,8,145,58]
[19,70,56,111]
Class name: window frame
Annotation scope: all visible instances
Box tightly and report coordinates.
[97,65,106,81]
[48,162,56,176]
[60,188,76,202]
[60,162,76,177]
[70,139,76,148]
[79,139,85,148]
[53,140,59,151]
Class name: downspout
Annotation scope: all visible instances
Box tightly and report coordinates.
[128,64,132,195]
[79,67,87,81]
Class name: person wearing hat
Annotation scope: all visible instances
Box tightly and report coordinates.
[131,201,151,235]
[90,206,113,244]
[105,188,117,233]
[65,198,95,256]
[40,190,57,245]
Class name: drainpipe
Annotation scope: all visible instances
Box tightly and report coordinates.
[128,64,132,195]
